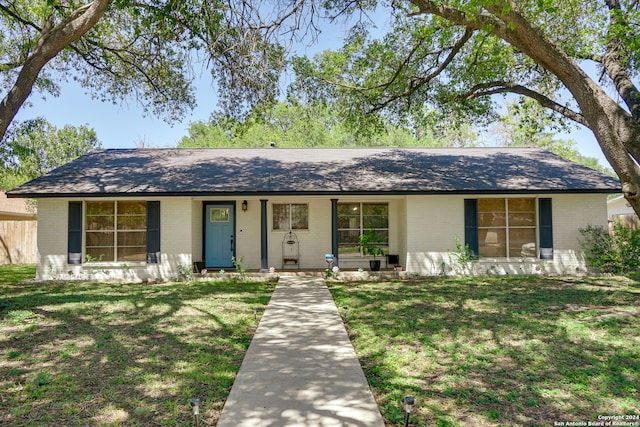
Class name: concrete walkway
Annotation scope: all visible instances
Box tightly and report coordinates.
[217,276,385,427]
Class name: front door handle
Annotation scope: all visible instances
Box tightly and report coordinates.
[230,235,234,252]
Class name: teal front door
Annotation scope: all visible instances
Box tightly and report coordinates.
[205,203,235,268]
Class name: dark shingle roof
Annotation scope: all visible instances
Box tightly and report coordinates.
[7,147,620,198]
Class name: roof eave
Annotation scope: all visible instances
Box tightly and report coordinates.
[7,188,621,199]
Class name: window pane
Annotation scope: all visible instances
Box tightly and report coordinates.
[86,231,113,247]
[338,203,360,229]
[364,216,389,228]
[479,228,506,257]
[338,203,389,256]
[338,229,360,255]
[86,215,115,230]
[338,203,359,216]
[509,228,536,257]
[291,204,309,230]
[508,198,535,226]
[338,230,360,245]
[273,204,290,230]
[118,246,146,262]
[363,204,388,228]
[362,204,388,216]
[86,201,115,232]
[479,212,506,227]
[118,231,147,246]
[338,245,360,256]
[86,228,115,261]
[86,201,114,215]
[210,208,230,222]
[478,199,506,227]
[86,247,114,262]
[479,199,505,212]
[508,198,535,212]
[372,229,389,246]
[509,212,536,226]
[117,215,146,230]
[118,201,146,215]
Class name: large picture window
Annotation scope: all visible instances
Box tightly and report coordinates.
[85,201,147,262]
[478,198,536,257]
[272,203,309,231]
[337,203,388,256]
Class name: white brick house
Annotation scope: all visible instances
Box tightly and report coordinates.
[7,148,619,281]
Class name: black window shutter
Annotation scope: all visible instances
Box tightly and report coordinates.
[464,199,479,257]
[146,201,161,263]
[539,198,553,259]
[68,201,83,264]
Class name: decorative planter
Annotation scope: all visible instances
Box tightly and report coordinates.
[369,260,381,271]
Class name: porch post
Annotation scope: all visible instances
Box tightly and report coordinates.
[331,199,339,266]
[260,199,268,271]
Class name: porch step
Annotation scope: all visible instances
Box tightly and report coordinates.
[196,269,409,282]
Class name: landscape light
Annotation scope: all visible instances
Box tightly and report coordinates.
[404,396,415,427]
[190,397,200,426]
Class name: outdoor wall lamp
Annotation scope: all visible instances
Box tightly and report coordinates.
[242,200,248,211]
[403,396,415,427]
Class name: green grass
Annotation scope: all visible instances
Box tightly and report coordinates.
[329,276,640,426]
[0,265,274,426]
[0,264,36,285]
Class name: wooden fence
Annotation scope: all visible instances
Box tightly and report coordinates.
[0,220,37,265]
[609,214,640,232]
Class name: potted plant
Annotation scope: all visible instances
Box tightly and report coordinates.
[359,230,385,271]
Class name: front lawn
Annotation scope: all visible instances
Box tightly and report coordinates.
[0,264,36,285]
[329,276,640,426]
[0,268,274,426]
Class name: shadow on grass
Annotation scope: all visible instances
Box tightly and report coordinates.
[0,278,274,426]
[329,276,640,426]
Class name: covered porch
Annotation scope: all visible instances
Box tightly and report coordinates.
[193,196,405,274]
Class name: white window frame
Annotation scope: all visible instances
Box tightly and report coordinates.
[272,203,309,231]
[337,202,389,257]
[477,197,537,259]
[85,200,147,262]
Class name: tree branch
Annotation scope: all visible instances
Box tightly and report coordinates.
[371,27,473,112]
[367,32,431,92]
[0,0,111,142]
[0,3,43,31]
[457,81,588,126]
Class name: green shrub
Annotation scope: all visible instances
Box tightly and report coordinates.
[579,222,640,273]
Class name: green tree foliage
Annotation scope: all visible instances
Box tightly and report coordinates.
[0,0,295,141]
[0,117,103,188]
[579,222,640,274]
[289,0,640,215]
[178,99,461,148]
[496,100,614,175]
[3,1,639,215]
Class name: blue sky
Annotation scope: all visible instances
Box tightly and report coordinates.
[14,76,215,149]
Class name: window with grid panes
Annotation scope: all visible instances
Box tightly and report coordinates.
[85,201,147,262]
[272,203,309,231]
[478,198,536,258]
[337,203,388,256]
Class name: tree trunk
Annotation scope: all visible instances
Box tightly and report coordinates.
[410,0,640,217]
[492,9,640,216]
[0,0,111,142]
